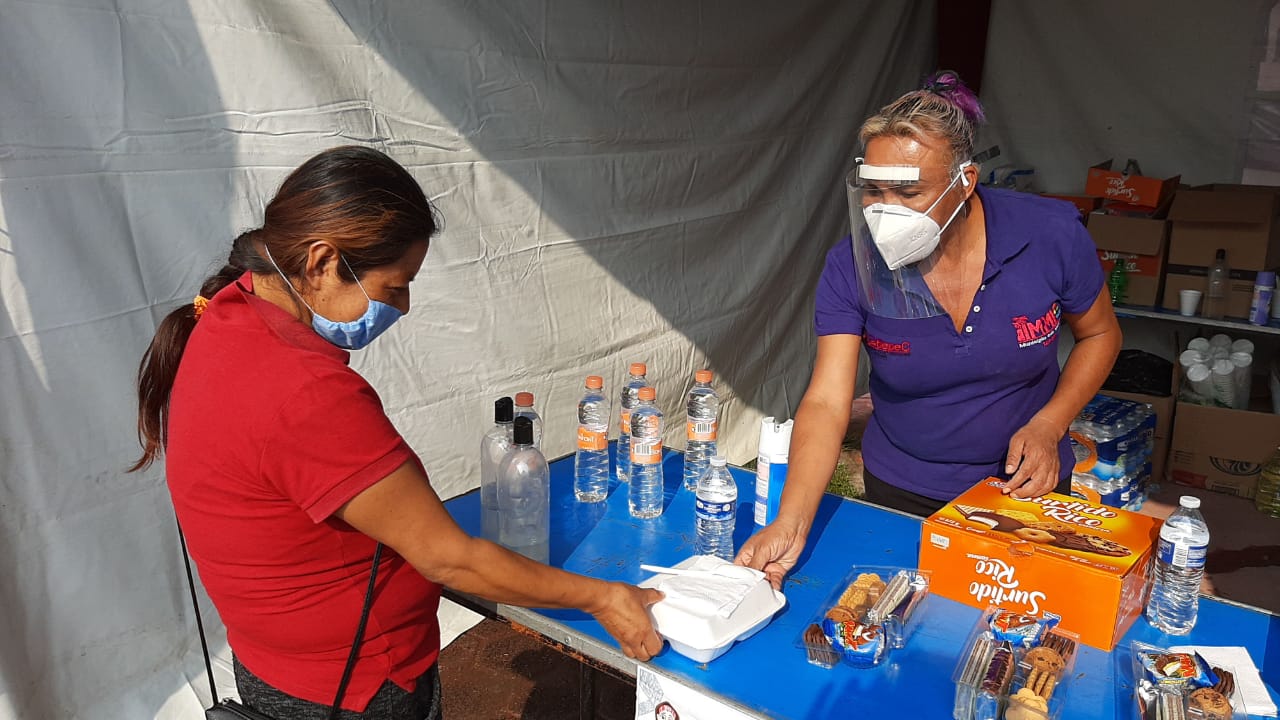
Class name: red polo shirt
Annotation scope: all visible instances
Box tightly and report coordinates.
[166,272,440,711]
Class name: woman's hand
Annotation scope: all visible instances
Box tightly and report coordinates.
[1003,416,1063,498]
[588,583,665,661]
[735,518,807,590]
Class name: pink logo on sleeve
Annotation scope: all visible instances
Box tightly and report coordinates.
[1011,302,1061,348]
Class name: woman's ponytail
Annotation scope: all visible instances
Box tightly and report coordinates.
[128,231,259,471]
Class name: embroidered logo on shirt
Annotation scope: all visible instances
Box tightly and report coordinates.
[865,335,911,355]
[1011,302,1061,348]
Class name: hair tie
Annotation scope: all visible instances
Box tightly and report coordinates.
[193,295,209,320]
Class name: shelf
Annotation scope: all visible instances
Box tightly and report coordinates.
[1113,304,1280,336]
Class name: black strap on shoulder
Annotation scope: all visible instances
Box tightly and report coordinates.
[177,517,382,720]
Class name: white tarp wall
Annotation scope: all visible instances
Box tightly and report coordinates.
[0,1,933,717]
[980,0,1270,194]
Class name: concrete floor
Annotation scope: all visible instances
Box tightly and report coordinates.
[439,398,1280,717]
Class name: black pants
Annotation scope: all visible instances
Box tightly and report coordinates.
[234,657,441,720]
[861,467,1071,518]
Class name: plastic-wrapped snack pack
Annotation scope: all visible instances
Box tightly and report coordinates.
[798,565,930,669]
[953,606,1079,720]
[1128,642,1245,720]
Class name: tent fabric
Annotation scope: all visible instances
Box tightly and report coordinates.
[980,0,1268,193]
[0,1,933,717]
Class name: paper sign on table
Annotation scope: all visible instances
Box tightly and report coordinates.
[636,666,756,720]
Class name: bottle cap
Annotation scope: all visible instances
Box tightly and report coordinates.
[1257,271,1276,287]
[515,392,534,407]
[710,455,727,467]
[494,396,514,423]
[629,362,647,376]
[695,369,713,383]
[1215,248,1226,260]
[638,386,656,401]
[585,375,603,390]
[513,416,534,445]
[1179,495,1201,509]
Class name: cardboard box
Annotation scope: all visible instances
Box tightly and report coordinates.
[919,479,1160,651]
[1169,400,1280,499]
[1043,194,1102,224]
[1163,185,1280,318]
[1088,214,1169,307]
[1099,389,1174,484]
[1085,160,1180,214]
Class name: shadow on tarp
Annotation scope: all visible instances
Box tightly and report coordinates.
[0,1,235,717]
[324,0,935,419]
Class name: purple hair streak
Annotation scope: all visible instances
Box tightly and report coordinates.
[922,70,986,125]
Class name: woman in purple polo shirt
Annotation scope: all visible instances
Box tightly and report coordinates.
[739,72,1121,589]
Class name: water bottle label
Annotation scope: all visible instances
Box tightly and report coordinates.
[687,419,718,442]
[1157,538,1207,569]
[619,411,631,435]
[631,439,662,465]
[695,498,734,521]
[577,425,607,451]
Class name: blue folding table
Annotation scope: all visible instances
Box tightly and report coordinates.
[443,446,1280,719]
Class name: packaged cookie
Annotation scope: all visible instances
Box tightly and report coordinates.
[1126,641,1246,720]
[988,608,1061,649]
[952,606,1079,720]
[796,565,930,669]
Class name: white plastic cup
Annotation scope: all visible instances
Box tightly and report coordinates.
[1210,333,1233,348]
[1179,289,1202,317]
[1185,363,1214,404]
[1232,338,1255,355]
[1179,349,1207,369]
[1187,337,1211,353]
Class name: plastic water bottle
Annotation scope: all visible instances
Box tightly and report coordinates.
[683,369,720,491]
[616,363,648,483]
[1145,495,1210,635]
[497,417,549,563]
[1203,248,1228,320]
[480,397,514,542]
[514,392,543,449]
[628,386,664,519]
[574,375,610,503]
[695,456,737,560]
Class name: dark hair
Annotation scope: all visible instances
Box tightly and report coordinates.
[860,69,986,167]
[129,146,439,471]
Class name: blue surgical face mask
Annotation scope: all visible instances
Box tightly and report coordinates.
[265,246,403,350]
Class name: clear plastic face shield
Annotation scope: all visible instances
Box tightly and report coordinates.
[846,158,972,319]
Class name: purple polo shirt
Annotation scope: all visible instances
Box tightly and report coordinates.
[814,186,1105,500]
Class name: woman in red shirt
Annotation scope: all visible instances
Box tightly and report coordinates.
[132,146,661,719]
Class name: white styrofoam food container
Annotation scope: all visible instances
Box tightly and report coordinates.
[638,555,787,663]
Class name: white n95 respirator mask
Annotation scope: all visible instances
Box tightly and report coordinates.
[861,162,971,271]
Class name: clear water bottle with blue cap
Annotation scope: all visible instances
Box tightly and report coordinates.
[1145,495,1210,635]
[695,456,737,560]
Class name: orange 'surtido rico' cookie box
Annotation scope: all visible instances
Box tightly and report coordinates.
[918,478,1161,650]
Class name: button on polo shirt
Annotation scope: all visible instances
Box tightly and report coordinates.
[814,186,1105,500]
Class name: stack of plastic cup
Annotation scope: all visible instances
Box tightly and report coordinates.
[1180,334,1254,409]
[1230,352,1253,410]
[1211,359,1237,408]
